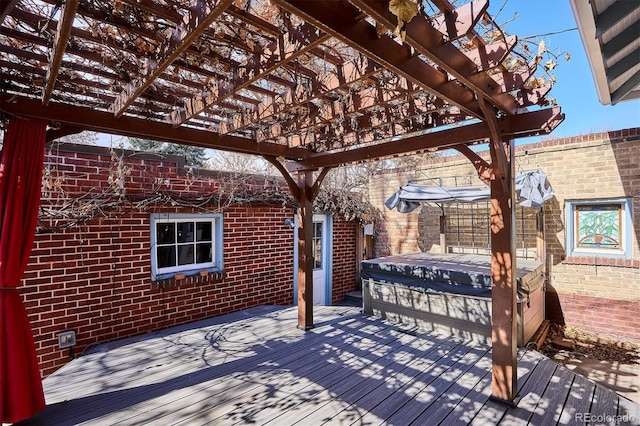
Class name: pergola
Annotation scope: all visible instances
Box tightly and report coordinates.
[0,0,564,420]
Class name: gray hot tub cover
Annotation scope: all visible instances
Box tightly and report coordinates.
[385,170,553,213]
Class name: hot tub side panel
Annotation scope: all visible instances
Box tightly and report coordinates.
[361,254,545,347]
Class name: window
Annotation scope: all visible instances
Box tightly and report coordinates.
[565,199,632,258]
[312,221,323,269]
[150,213,223,280]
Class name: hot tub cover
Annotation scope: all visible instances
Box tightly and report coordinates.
[385,170,553,213]
[361,253,542,299]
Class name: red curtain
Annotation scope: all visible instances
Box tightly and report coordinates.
[0,117,47,423]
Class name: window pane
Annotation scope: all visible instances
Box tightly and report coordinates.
[196,222,212,242]
[314,238,322,269]
[177,244,194,265]
[576,204,621,249]
[196,243,212,263]
[156,223,175,244]
[157,246,176,268]
[314,222,322,238]
[177,222,195,243]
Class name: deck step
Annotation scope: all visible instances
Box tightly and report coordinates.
[343,291,363,307]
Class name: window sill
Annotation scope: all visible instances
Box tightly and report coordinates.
[563,256,639,269]
[151,270,226,290]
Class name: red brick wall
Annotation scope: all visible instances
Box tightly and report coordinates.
[331,219,358,304]
[22,144,358,377]
[547,293,640,342]
[24,206,296,377]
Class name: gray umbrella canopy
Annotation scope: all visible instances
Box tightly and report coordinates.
[385,171,554,213]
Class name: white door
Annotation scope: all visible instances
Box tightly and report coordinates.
[312,214,330,305]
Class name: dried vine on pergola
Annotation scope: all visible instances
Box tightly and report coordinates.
[1,0,563,167]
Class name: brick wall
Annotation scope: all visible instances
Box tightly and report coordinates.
[331,219,358,304]
[367,128,640,342]
[23,144,358,377]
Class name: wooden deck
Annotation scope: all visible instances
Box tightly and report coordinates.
[18,306,639,425]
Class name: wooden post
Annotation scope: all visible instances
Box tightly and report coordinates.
[489,139,518,405]
[296,170,314,330]
[263,157,332,330]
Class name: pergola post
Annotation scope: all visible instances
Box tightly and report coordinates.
[489,139,518,405]
[296,170,315,330]
[263,158,333,331]
[455,135,519,404]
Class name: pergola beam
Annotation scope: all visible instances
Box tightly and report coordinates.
[170,23,330,126]
[274,0,482,118]
[349,0,520,115]
[43,0,79,105]
[0,97,309,160]
[257,89,446,144]
[227,27,517,141]
[433,0,488,41]
[465,35,517,73]
[0,0,18,23]
[121,0,182,22]
[222,57,381,136]
[110,0,234,117]
[286,107,563,170]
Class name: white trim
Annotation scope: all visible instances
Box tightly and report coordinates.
[150,213,223,280]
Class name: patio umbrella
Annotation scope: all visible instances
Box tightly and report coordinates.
[0,117,47,422]
[385,170,554,213]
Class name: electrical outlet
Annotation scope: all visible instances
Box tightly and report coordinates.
[58,330,76,349]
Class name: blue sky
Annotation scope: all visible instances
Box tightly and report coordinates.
[489,0,639,143]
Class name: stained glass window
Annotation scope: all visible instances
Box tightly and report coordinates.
[575,204,621,249]
[566,199,631,258]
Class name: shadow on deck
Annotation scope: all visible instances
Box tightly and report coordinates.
[18,306,639,425]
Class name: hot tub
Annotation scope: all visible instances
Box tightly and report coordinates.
[361,253,545,346]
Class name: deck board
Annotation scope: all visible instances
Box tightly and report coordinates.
[618,395,640,423]
[400,347,492,425]
[336,340,480,425]
[529,363,575,425]
[285,333,457,425]
[557,373,597,425]
[592,384,619,421]
[16,306,639,426]
[499,358,558,424]
[260,333,434,425]
[241,332,419,425]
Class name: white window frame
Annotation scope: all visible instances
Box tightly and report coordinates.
[150,213,223,280]
[565,198,632,259]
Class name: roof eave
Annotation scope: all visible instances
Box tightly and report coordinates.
[569,0,612,105]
